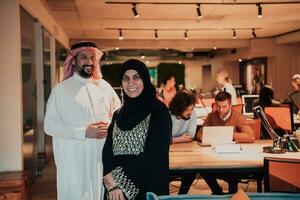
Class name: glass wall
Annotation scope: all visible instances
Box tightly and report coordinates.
[43,29,52,163]
[55,40,67,82]
[20,7,38,175]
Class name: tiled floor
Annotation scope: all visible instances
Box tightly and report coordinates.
[30,158,259,199]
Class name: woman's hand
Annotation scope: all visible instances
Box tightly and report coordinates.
[108,189,125,200]
[103,173,125,200]
[103,173,117,190]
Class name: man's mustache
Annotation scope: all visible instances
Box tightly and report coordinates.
[83,64,94,68]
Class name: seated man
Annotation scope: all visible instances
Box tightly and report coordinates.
[169,91,197,194]
[195,91,255,194]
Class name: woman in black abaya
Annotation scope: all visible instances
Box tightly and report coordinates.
[102,59,172,200]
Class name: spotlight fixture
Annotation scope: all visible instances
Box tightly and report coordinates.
[196,4,202,18]
[131,3,139,18]
[232,29,236,39]
[257,3,262,18]
[107,27,263,40]
[118,29,123,40]
[154,29,158,39]
[252,28,257,38]
[184,30,189,40]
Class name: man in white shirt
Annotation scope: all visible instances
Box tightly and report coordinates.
[169,91,197,194]
[44,41,121,200]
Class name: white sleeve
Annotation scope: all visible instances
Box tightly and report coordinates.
[44,86,86,140]
[102,80,121,113]
[110,86,121,112]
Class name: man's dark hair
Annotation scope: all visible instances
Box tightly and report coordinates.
[215,91,232,102]
[169,91,195,116]
[162,75,175,85]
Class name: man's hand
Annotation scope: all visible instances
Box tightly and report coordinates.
[85,122,109,139]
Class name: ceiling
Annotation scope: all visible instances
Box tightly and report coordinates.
[40,0,300,52]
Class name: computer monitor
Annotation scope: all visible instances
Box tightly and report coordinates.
[242,95,259,116]
[288,91,300,113]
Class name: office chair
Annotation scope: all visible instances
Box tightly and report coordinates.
[264,105,294,134]
[264,157,300,192]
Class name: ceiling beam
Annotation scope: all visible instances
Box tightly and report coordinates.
[70,39,250,51]
[105,1,300,5]
[275,29,300,44]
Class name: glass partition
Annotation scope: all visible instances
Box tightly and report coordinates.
[20,7,38,175]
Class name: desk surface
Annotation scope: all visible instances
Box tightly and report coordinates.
[169,140,300,172]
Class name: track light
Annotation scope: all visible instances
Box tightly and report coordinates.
[184,30,189,40]
[232,29,236,39]
[118,29,123,40]
[196,4,202,18]
[154,29,158,39]
[257,3,262,18]
[131,3,139,18]
[252,29,257,38]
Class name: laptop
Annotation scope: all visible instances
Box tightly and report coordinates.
[288,91,300,113]
[201,126,234,146]
[242,95,259,116]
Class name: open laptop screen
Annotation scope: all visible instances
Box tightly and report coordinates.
[201,126,234,145]
[242,95,259,116]
[288,91,300,112]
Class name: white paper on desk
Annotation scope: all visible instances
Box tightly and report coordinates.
[214,144,241,154]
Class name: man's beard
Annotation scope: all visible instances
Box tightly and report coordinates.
[77,65,94,78]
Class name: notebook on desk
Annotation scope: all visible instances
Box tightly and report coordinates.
[201,126,234,146]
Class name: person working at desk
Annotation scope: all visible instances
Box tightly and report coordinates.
[169,91,197,194]
[195,91,255,194]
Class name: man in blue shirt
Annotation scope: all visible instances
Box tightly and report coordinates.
[169,91,197,194]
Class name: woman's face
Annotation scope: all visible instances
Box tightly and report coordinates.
[122,69,144,98]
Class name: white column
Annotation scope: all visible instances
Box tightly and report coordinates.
[0,0,23,171]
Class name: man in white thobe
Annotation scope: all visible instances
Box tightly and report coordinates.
[44,41,121,200]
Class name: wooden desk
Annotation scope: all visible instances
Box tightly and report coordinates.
[170,140,300,172]
[169,140,300,192]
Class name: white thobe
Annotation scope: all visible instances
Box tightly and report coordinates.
[44,73,121,200]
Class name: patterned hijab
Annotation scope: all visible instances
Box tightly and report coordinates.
[63,41,103,81]
[116,59,156,130]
